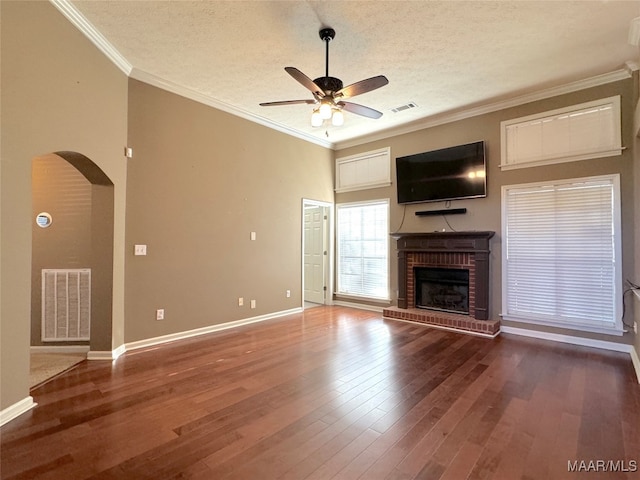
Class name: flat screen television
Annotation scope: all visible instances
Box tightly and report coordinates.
[396,141,486,204]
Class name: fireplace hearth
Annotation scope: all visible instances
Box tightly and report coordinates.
[383,231,499,336]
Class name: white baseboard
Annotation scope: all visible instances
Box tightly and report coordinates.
[87,343,125,361]
[0,396,36,427]
[500,325,634,353]
[501,325,639,384]
[125,307,303,352]
[30,345,90,354]
[332,300,385,313]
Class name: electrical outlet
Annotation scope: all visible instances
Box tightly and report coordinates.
[156,309,164,320]
[286,290,291,298]
[134,244,147,256]
[250,299,256,309]
[238,297,244,307]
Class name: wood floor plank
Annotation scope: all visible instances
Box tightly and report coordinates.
[1,306,639,480]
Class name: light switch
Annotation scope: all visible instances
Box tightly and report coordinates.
[134,244,147,256]
[250,231,256,241]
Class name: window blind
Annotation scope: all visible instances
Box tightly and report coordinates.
[336,200,389,299]
[502,175,621,332]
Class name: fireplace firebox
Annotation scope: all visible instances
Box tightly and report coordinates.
[415,267,469,314]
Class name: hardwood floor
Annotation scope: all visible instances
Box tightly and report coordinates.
[2,306,639,479]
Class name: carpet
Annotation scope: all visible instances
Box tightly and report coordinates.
[30,352,86,388]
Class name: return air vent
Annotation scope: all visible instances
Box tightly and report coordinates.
[42,269,91,342]
[391,102,417,113]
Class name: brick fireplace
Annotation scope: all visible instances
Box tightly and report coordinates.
[383,231,500,336]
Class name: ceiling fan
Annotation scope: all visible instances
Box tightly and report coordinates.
[259,27,389,127]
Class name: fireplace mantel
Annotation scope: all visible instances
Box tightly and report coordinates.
[387,231,497,335]
[391,231,495,253]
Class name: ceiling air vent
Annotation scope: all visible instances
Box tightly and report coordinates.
[391,102,418,113]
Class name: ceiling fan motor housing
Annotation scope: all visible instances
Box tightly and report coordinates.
[319,28,336,42]
[314,76,343,95]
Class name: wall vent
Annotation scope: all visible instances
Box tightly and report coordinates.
[391,102,418,113]
[42,269,91,342]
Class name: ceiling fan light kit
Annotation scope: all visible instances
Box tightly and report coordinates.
[319,101,333,119]
[259,27,388,128]
[311,109,323,127]
[332,109,344,126]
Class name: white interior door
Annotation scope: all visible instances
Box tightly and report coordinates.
[304,205,327,304]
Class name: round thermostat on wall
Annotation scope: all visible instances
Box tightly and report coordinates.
[36,212,52,228]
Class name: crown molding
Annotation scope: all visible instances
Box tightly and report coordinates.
[130,68,334,149]
[335,67,634,150]
[49,0,132,75]
[48,0,333,148]
[49,0,633,152]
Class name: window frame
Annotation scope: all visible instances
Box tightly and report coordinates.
[335,199,390,301]
[335,147,391,193]
[501,174,623,335]
[500,96,622,171]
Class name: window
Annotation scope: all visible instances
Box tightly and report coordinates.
[500,96,622,170]
[501,175,622,334]
[336,200,389,300]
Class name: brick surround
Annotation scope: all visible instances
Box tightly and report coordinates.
[383,231,499,336]
[406,252,475,311]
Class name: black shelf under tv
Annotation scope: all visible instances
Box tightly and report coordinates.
[415,208,467,217]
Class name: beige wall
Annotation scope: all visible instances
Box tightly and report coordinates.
[124,80,334,343]
[336,78,637,346]
[1,1,128,410]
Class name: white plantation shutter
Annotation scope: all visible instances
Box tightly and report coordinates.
[335,148,391,193]
[500,96,622,170]
[337,200,389,299]
[502,175,622,333]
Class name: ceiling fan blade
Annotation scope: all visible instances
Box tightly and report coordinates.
[260,99,317,106]
[285,67,325,98]
[338,101,384,119]
[337,75,388,99]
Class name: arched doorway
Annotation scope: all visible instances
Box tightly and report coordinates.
[30,152,114,385]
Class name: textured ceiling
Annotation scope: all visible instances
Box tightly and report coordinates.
[64,0,640,148]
